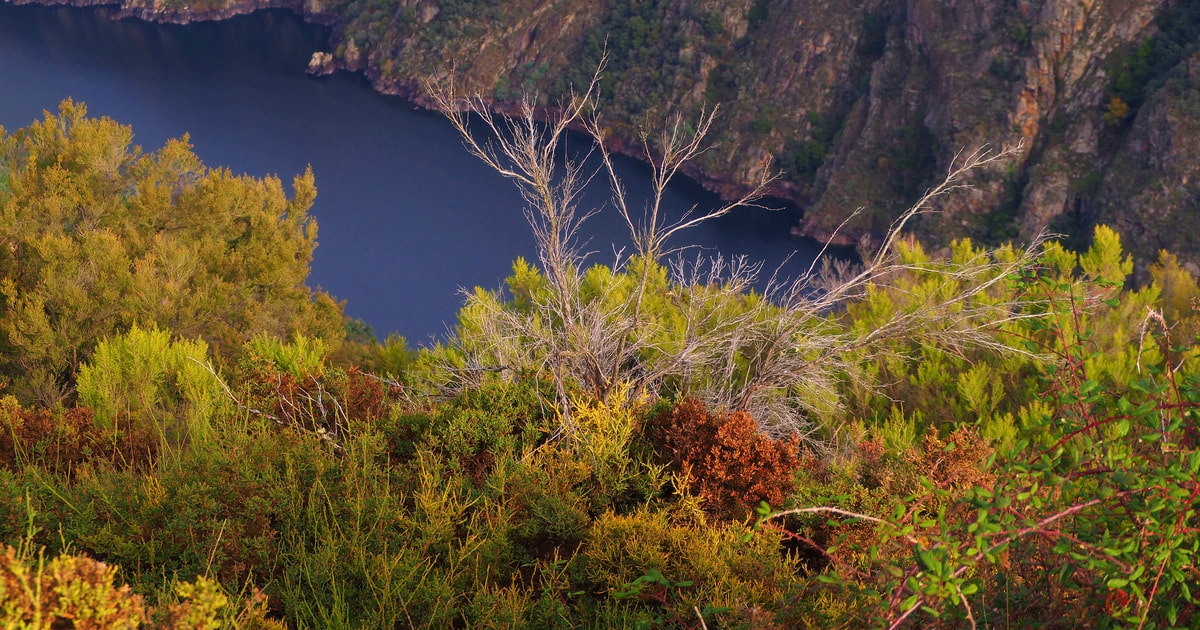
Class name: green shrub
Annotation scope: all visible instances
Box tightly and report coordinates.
[244,332,327,379]
[584,506,798,626]
[76,325,225,447]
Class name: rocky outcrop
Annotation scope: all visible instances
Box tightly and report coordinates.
[9,0,1199,267]
[307,50,334,75]
[307,0,1196,266]
[1098,47,1200,275]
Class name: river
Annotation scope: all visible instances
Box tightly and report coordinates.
[0,1,824,342]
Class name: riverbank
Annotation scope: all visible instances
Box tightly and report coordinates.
[1,1,832,339]
[3,0,854,244]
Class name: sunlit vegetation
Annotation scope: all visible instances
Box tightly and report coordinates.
[0,101,344,407]
[1,103,1197,628]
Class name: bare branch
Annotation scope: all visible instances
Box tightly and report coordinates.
[425,68,1045,451]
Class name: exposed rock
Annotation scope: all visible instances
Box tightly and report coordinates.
[307,51,334,75]
[9,0,1199,269]
[1098,49,1200,269]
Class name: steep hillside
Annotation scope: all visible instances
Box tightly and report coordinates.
[14,0,1200,270]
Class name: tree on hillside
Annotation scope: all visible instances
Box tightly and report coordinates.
[0,100,344,406]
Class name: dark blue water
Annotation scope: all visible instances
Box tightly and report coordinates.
[0,2,821,342]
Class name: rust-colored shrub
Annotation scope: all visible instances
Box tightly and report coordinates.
[237,366,346,443]
[236,364,399,447]
[647,399,800,521]
[912,426,995,493]
[344,367,387,422]
[0,399,158,475]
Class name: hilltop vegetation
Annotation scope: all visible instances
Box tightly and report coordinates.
[0,100,345,406]
[1,104,1199,628]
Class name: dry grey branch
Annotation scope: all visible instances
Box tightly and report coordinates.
[425,74,1045,451]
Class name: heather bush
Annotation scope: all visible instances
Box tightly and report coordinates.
[648,398,801,521]
[0,544,146,629]
[0,541,278,629]
[0,399,158,475]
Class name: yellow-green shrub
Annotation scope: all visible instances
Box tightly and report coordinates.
[0,545,145,629]
[76,324,225,446]
[583,506,798,625]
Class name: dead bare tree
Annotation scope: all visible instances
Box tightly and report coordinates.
[426,72,1045,451]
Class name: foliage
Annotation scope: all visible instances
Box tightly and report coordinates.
[0,397,158,476]
[3,102,1200,629]
[777,112,843,184]
[758,227,1200,629]
[244,332,328,379]
[0,543,146,629]
[431,80,1040,451]
[76,325,225,448]
[234,334,401,447]
[0,101,345,407]
[648,398,800,521]
[0,540,275,629]
[1107,2,1200,118]
[585,506,798,628]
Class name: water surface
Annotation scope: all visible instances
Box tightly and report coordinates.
[0,2,821,341]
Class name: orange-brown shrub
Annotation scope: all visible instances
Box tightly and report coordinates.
[913,426,995,493]
[343,367,388,422]
[647,399,800,521]
[0,400,158,475]
[803,426,995,569]
[237,365,397,446]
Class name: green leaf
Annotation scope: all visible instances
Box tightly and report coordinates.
[1107,578,1129,589]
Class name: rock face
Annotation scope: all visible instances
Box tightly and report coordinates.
[307,51,335,75]
[11,0,1200,267]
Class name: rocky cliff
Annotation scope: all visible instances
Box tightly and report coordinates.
[13,0,1200,271]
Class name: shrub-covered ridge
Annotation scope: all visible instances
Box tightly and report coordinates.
[0,104,1197,628]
